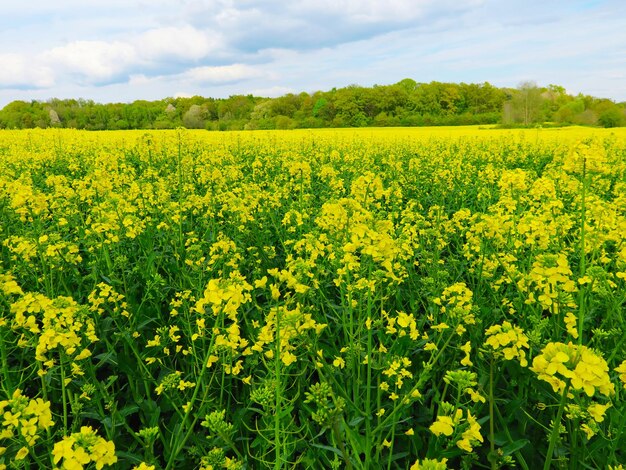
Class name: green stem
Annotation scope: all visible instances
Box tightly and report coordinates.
[364,312,373,466]
[274,306,282,470]
[490,358,497,470]
[544,384,569,470]
[0,330,12,391]
[59,355,68,434]
[577,157,587,344]
[332,417,353,470]
[164,343,216,470]
[385,425,396,470]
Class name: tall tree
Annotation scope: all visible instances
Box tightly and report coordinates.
[511,81,544,125]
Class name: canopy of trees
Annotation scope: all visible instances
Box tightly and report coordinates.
[1,80,624,130]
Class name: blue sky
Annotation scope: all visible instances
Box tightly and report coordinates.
[1,0,625,107]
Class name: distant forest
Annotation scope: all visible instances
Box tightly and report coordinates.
[1,79,625,130]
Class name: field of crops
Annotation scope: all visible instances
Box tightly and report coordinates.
[1,126,626,469]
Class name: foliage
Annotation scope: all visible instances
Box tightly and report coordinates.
[3,81,622,131]
[0,81,509,130]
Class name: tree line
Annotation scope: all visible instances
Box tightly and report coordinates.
[1,79,624,130]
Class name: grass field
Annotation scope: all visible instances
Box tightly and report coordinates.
[1,126,626,469]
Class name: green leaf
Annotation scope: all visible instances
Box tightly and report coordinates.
[502,439,530,456]
[310,443,343,457]
[138,399,161,429]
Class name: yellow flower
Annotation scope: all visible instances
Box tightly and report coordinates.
[15,446,29,460]
[281,350,297,366]
[457,411,483,452]
[52,437,76,465]
[564,312,579,339]
[581,423,596,439]
[410,457,449,469]
[333,357,346,369]
[132,464,156,470]
[587,403,611,423]
[460,341,472,367]
[429,416,454,436]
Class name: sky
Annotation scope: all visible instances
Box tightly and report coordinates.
[1,0,625,108]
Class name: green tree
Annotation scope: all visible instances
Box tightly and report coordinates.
[598,106,625,128]
[183,104,208,129]
[510,81,544,125]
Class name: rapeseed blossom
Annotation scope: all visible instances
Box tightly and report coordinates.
[2,127,626,468]
[52,426,117,469]
[484,321,529,366]
[0,389,54,449]
[531,342,614,397]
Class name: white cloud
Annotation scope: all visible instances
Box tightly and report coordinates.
[0,53,54,88]
[294,0,482,23]
[128,74,153,86]
[44,41,136,83]
[249,86,297,97]
[2,0,626,105]
[182,64,266,84]
[137,25,223,61]
[34,24,224,85]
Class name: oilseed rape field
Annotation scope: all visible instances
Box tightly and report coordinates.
[2,126,626,469]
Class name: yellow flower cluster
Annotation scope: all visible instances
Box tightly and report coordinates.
[52,426,117,470]
[564,311,579,339]
[484,321,530,367]
[132,463,156,470]
[155,371,196,395]
[562,139,611,175]
[194,274,252,321]
[409,457,449,469]
[0,389,54,467]
[251,305,326,366]
[0,273,23,297]
[3,234,82,269]
[10,292,96,375]
[525,253,577,313]
[433,282,475,325]
[531,342,614,397]
[383,311,420,340]
[381,356,414,399]
[88,283,129,317]
[564,401,611,439]
[429,406,483,453]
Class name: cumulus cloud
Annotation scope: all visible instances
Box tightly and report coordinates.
[0,0,486,90]
[0,53,54,88]
[182,64,266,84]
[44,41,136,84]
[124,63,267,88]
[183,0,485,51]
[249,86,297,97]
[136,25,223,62]
[293,0,482,23]
[1,0,626,103]
[19,24,225,87]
